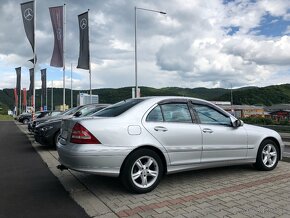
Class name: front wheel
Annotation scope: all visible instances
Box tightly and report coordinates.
[23,118,29,124]
[54,131,61,147]
[121,148,163,194]
[254,139,279,171]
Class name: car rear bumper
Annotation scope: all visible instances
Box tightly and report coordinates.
[56,142,130,177]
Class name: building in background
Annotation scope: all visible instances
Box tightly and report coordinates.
[77,93,99,106]
[55,104,69,111]
[218,104,265,118]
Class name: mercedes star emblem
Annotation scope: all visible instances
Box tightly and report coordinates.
[24,8,33,21]
[80,18,87,30]
[56,28,62,40]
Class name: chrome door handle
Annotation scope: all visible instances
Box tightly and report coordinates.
[154,126,168,132]
[202,128,213,133]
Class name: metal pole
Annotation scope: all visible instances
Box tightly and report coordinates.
[71,63,73,108]
[134,7,166,98]
[51,80,54,111]
[88,9,92,103]
[19,88,22,114]
[46,80,47,110]
[231,83,233,107]
[33,0,36,119]
[63,4,66,110]
[134,7,138,98]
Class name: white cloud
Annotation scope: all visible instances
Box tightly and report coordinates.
[0,0,289,90]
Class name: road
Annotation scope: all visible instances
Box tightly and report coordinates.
[0,121,89,218]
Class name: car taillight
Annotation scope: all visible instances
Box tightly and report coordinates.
[70,123,101,144]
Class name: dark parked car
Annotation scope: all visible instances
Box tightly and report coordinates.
[34,104,109,147]
[28,111,62,132]
[18,111,50,124]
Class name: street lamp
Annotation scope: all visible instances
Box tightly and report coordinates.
[134,7,166,98]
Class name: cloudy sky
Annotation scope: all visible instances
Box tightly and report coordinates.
[0,0,290,90]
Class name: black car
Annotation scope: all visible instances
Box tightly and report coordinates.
[18,111,50,124]
[28,111,62,132]
[34,104,109,147]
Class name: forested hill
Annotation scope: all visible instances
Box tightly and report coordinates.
[1,84,290,112]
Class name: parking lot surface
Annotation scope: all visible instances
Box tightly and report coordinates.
[16,122,290,217]
[0,121,89,218]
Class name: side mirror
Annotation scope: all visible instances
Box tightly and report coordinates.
[232,119,243,128]
[74,111,82,117]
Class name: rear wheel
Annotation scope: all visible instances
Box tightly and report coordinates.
[254,139,279,171]
[121,148,163,194]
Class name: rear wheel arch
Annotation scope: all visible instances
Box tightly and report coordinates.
[120,145,168,176]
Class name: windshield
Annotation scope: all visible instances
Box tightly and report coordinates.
[79,106,107,117]
[94,99,144,117]
[62,106,82,115]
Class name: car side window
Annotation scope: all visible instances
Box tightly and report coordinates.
[146,106,164,122]
[193,104,231,126]
[160,103,192,123]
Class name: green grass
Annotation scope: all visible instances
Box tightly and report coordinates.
[0,114,14,121]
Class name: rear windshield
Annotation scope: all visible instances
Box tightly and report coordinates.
[94,99,144,117]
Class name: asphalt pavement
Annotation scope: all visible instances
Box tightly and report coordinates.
[0,121,89,218]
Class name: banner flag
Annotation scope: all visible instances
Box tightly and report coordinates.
[29,68,34,97]
[15,67,21,94]
[14,88,18,107]
[41,69,47,106]
[49,6,63,67]
[77,11,90,70]
[23,88,27,106]
[21,1,34,52]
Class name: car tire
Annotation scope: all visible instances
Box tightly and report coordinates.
[121,148,163,194]
[23,118,29,124]
[54,131,61,147]
[254,139,279,171]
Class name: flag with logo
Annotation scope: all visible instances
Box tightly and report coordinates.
[49,6,63,67]
[21,1,34,52]
[41,69,47,105]
[77,11,90,70]
[29,68,34,97]
[15,67,21,95]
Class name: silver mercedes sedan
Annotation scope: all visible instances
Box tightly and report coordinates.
[57,96,284,193]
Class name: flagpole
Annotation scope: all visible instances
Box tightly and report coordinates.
[33,0,36,119]
[46,78,47,110]
[51,80,54,111]
[19,88,22,115]
[88,9,92,103]
[62,4,66,111]
[71,63,73,108]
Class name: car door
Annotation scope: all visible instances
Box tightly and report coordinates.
[191,102,248,163]
[142,101,202,166]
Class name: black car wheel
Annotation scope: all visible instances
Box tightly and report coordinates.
[23,118,29,124]
[54,131,61,147]
[254,139,279,171]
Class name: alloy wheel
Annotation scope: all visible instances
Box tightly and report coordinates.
[262,144,277,168]
[131,156,159,189]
